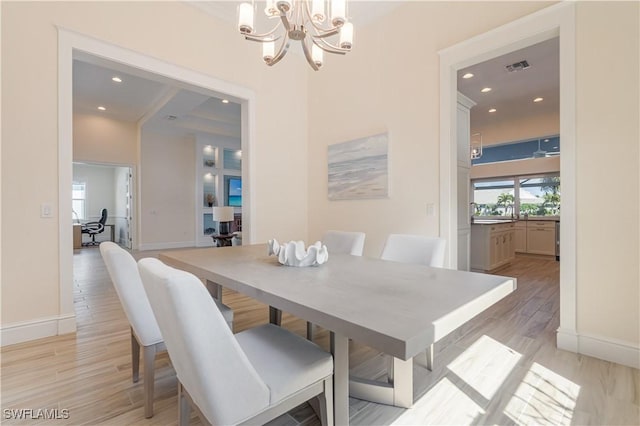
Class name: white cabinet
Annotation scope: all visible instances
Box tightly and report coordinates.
[514,221,527,253]
[471,222,515,272]
[456,93,476,271]
[526,221,556,255]
[513,220,557,256]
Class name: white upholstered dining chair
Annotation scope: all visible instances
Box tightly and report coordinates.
[380,234,446,372]
[138,258,334,426]
[99,242,233,418]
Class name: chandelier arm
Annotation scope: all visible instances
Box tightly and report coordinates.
[244,21,283,40]
[312,28,340,39]
[268,35,292,67]
[312,37,349,55]
[301,38,320,71]
[278,8,292,32]
[245,34,283,43]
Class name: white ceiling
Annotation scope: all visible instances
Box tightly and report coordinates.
[72,4,558,143]
[457,37,559,136]
[73,54,242,139]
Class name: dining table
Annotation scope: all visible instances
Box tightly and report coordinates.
[159,243,516,426]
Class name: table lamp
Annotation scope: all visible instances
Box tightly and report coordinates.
[212,206,234,235]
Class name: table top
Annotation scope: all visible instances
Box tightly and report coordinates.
[159,244,516,360]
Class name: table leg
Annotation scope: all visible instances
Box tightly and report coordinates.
[330,331,349,426]
[205,280,222,302]
[269,306,282,326]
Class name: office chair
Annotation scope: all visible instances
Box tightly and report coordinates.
[82,208,107,246]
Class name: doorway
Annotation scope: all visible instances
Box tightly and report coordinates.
[73,162,133,249]
[58,29,256,334]
[438,3,577,353]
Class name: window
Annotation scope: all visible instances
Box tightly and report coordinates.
[472,179,515,217]
[472,136,560,165]
[472,174,560,218]
[72,182,86,220]
[519,176,560,216]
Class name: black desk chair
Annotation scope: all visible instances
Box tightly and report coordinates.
[82,208,107,246]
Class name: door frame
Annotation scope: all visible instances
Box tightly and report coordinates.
[438,3,577,352]
[58,28,256,334]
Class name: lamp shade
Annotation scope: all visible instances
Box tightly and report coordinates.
[212,206,234,223]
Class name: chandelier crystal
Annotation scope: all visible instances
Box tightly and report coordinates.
[238,0,354,71]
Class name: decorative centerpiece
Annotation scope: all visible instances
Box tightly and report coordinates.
[268,239,329,267]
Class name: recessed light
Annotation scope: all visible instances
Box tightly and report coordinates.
[221,99,230,104]
[488,108,497,113]
[481,87,492,93]
[544,139,550,142]
[112,77,122,83]
[462,73,474,79]
[533,97,544,102]
[98,106,106,111]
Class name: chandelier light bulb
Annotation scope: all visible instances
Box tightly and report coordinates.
[312,44,324,68]
[263,38,275,63]
[331,0,346,26]
[339,22,353,49]
[311,0,325,22]
[238,3,254,34]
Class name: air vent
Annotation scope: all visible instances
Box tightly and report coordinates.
[165,115,178,121]
[506,60,530,72]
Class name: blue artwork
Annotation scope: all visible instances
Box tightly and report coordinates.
[328,133,389,200]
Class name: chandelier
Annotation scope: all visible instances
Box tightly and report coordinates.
[238,0,354,71]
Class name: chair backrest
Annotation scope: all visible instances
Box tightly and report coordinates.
[138,258,269,425]
[380,234,446,267]
[99,242,162,346]
[322,230,366,256]
[99,208,108,225]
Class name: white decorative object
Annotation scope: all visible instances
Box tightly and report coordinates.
[268,239,329,267]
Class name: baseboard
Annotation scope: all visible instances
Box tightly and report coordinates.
[557,328,639,369]
[1,314,76,347]
[137,241,195,251]
[556,327,579,352]
[578,333,639,369]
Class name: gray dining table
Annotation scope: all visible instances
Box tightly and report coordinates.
[159,244,516,426]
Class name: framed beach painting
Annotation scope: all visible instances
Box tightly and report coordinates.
[328,133,389,200]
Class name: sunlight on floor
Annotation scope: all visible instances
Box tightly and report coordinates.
[447,335,522,401]
[391,377,485,425]
[504,362,580,425]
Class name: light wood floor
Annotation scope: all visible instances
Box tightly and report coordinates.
[1,248,638,425]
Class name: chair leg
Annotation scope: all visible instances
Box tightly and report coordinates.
[178,382,191,426]
[143,344,157,418]
[131,329,140,383]
[318,376,334,426]
[426,344,434,371]
[306,321,314,341]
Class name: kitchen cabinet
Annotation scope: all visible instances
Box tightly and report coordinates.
[526,221,556,255]
[514,221,527,253]
[470,221,515,272]
[456,93,476,271]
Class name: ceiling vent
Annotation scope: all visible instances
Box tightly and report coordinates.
[165,115,178,121]
[506,60,530,72]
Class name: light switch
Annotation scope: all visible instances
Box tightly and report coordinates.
[426,203,435,216]
[41,203,54,218]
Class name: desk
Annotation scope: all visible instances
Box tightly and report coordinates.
[160,244,516,425]
[73,224,82,249]
[210,233,234,247]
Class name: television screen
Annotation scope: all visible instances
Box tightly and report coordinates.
[227,177,242,207]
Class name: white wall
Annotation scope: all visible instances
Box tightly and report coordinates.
[139,130,196,248]
[73,113,137,165]
[575,2,639,346]
[473,110,559,146]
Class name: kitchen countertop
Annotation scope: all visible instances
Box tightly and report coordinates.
[472,219,517,225]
